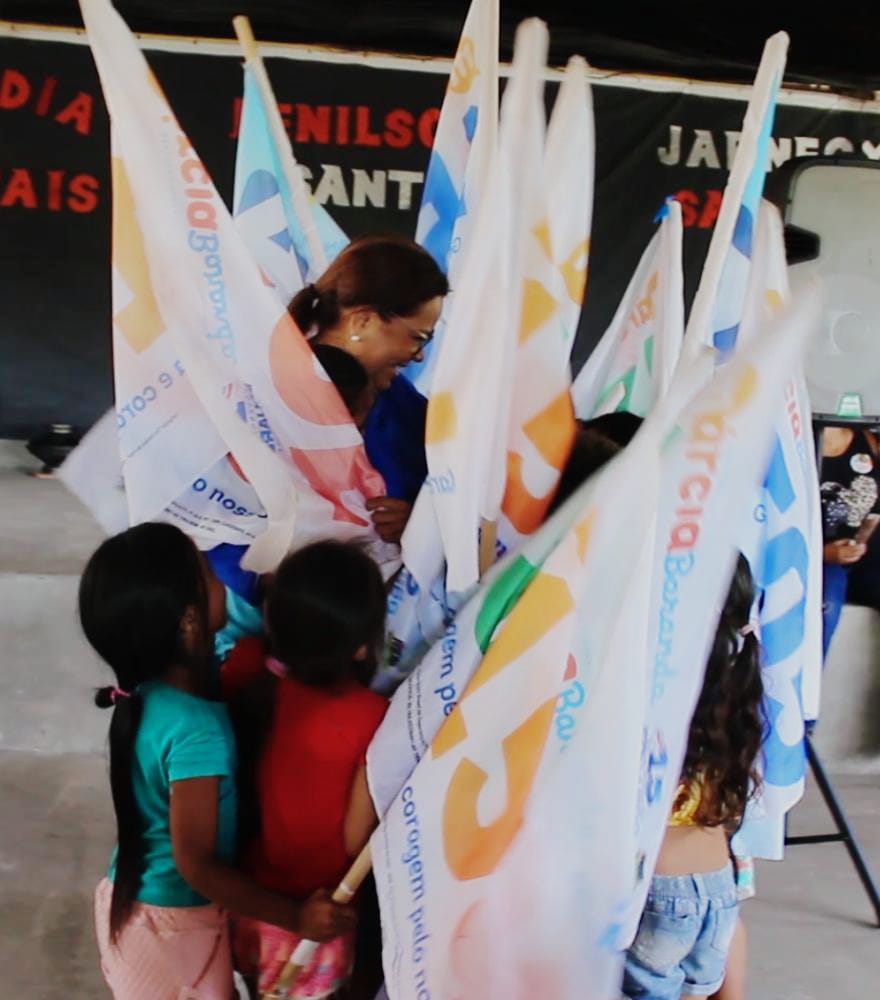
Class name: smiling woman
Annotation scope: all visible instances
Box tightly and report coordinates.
[287,235,449,541]
[288,234,448,392]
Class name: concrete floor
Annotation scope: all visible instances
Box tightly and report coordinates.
[0,749,877,999]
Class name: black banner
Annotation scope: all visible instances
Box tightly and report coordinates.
[2,31,880,437]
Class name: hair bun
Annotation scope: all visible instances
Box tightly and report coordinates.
[94,686,116,709]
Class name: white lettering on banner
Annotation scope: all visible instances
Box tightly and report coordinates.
[656,124,880,169]
[297,162,425,211]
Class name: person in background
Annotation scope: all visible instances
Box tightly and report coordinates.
[819,424,880,655]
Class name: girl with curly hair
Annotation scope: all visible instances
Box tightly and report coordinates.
[623,553,765,1000]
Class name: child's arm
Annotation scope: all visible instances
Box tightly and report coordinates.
[171,775,356,940]
[343,763,378,858]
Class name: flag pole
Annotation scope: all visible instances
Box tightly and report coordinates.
[263,844,374,1000]
[479,517,497,577]
[232,15,329,278]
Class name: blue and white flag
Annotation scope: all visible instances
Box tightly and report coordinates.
[234,63,348,303]
[733,203,823,860]
[407,0,499,393]
[680,32,788,366]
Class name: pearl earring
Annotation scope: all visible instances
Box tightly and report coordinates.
[350,334,362,343]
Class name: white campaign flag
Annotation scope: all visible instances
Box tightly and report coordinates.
[407,0,499,392]
[619,282,820,944]
[371,403,662,999]
[733,203,824,859]
[573,199,684,419]
[421,19,548,596]
[497,55,593,553]
[79,0,393,572]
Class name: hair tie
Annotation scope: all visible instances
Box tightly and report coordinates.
[738,623,756,637]
[307,283,320,306]
[266,656,289,679]
[110,686,132,704]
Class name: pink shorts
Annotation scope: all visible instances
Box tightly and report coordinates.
[232,914,354,999]
[94,878,234,999]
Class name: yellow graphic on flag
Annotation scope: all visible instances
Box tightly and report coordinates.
[560,237,590,305]
[112,157,165,353]
[426,390,459,444]
[450,37,480,94]
[518,278,558,344]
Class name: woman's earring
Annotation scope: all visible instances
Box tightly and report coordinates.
[349,334,362,343]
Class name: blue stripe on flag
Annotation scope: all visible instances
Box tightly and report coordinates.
[732,204,755,259]
[762,674,807,786]
[713,324,740,355]
[419,152,466,272]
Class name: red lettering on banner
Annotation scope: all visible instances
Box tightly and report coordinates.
[0,168,100,214]
[68,174,99,213]
[335,105,350,145]
[0,69,96,135]
[384,108,415,147]
[674,188,724,228]
[35,76,57,117]
[227,98,440,149]
[47,169,64,211]
[354,106,381,146]
[0,168,37,208]
[0,69,30,109]
[296,103,332,144]
[418,107,440,148]
[698,189,722,228]
[53,92,93,135]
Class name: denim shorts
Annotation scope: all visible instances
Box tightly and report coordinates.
[623,865,739,999]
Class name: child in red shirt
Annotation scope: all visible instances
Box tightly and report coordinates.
[222,540,388,999]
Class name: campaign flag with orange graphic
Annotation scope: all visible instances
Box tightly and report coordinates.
[407,0,498,392]
[619,283,820,945]
[498,56,593,549]
[381,47,592,679]
[421,19,548,595]
[80,0,393,571]
[572,199,684,420]
[371,406,662,999]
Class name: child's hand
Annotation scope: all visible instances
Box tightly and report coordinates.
[298,888,357,941]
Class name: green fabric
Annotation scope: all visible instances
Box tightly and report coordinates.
[108,681,237,907]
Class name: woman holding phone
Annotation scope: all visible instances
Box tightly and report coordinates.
[820,424,880,655]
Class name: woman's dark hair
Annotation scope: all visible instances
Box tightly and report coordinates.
[678,553,766,828]
[267,539,387,688]
[79,523,208,939]
[289,234,449,334]
[311,343,370,415]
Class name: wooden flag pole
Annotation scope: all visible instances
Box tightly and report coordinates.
[231,15,328,276]
[262,844,374,999]
[479,517,497,578]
